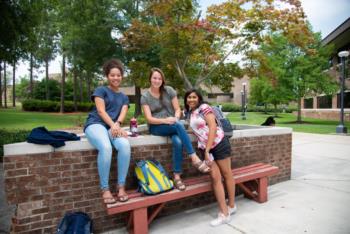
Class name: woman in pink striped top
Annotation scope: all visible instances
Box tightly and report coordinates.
[184,89,236,227]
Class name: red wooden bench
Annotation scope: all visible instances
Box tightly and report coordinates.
[106,163,279,234]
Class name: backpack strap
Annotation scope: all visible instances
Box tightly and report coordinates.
[137,160,150,185]
[145,165,164,192]
[198,106,223,129]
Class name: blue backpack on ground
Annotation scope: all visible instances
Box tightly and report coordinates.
[56,212,92,234]
[135,159,174,195]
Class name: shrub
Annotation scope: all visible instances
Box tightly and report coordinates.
[0,129,31,161]
[221,103,241,112]
[22,99,94,112]
[246,104,298,113]
[78,102,94,112]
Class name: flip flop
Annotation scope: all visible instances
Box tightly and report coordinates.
[101,190,117,204]
[101,190,117,205]
[103,196,117,204]
[118,194,129,202]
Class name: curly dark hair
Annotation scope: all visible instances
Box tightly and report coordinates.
[102,59,124,77]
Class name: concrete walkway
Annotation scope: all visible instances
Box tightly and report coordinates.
[106,132,350,234]
[1,132,350,233]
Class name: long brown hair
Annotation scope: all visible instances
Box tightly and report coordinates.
[149,67,166,100]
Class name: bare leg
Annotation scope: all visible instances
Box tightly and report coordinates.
[174,173,181,181]
[216,157,235,208]
[210,162,229,216]
[189,153,201,163]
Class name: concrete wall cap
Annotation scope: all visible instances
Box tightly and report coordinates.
[4,125,292,156]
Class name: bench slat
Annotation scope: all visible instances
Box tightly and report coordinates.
[235,166,279,183]
[107,182,213,214]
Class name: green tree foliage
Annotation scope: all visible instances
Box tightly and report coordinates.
[15,74,93,103]
[0,0,46,106]
[250,32,337,122]
[35,1,59,100]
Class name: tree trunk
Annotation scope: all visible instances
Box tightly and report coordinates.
[60,55,66,113]
[45,58,49,100]
[12,60,16,107]
[73,67,77,112]
[79,75,83,103]
[0,61,2,107]
[174,61,193,90]
[134,86,142,117]
[29,54,33,98]
[87,73,91,101]
[297,96,302,123]
[4,62,7,108]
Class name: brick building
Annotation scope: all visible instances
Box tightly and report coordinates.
[301,17,350,121]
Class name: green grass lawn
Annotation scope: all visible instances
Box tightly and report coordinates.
[0,104,145,131]
[1,105,349,134]
[227,111,350,134]
[0,106,87,130]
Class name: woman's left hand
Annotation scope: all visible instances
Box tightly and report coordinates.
[118,128,128,138]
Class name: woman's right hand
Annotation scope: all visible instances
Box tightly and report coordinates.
[204,151,214,167]
[110,123,121,138]
[163,117,177,125]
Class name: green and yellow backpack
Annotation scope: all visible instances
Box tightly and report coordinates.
[135,160,174,195]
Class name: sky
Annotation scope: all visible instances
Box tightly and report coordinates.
[14,0,350,79]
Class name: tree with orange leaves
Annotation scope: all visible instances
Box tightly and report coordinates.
[121,0,314,92]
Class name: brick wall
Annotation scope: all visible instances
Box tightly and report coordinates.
[4,133,291,233]
[295,109,350,121]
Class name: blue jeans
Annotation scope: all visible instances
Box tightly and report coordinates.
[149,121,195,173]
[85,124,131,190]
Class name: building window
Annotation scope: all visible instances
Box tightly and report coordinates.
[208,93,233,98]
[337,92,350,108]
[317,95,332,108]
[304,98,313,109]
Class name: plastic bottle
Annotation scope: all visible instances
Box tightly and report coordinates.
[130,117,138,137]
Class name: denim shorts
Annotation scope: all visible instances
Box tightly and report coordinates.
[201,136,232,161]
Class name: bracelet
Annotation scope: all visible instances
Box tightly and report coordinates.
[117,121,122,125]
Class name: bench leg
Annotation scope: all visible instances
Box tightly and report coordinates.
[148,203,165,224]
[130,208,148,234]
[257,177,268,203]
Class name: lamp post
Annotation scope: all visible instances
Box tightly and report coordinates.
[336,50,349,134]
[241,82,247,120]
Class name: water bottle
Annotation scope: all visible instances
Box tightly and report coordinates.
[130,117,138,137]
